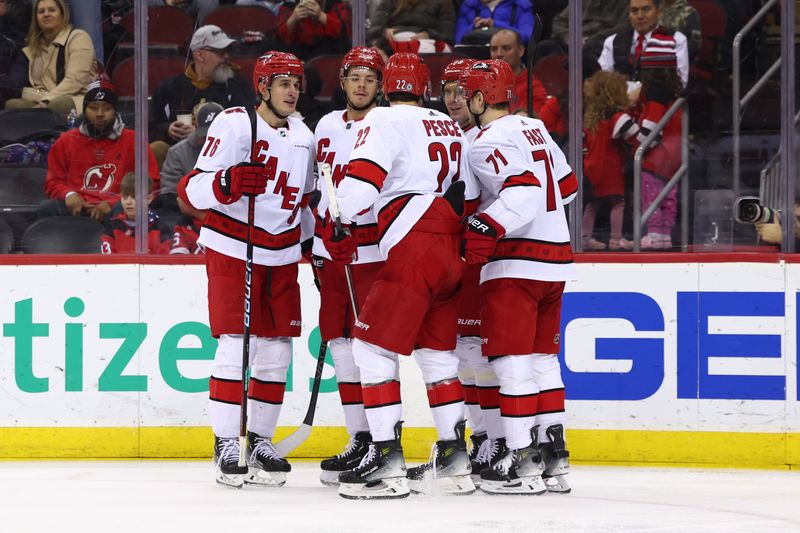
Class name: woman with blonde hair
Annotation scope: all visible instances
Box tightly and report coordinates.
[5,0,95,121]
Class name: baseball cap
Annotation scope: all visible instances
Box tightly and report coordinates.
[190,25,236,51]
[195,102,224,137]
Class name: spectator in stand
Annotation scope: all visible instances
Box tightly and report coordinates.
[550,0,629,58]
[67,1,103,65]
[170,196,206,255]
[598,0,689,87]
[39,80,160,222]
[635,43,683,250]
[582,70,640,251]
[5,0,96,120]
[159,101,224,211]
[455,0,535,46]
[367,0,455,52]
[659,0,701,62]
[489,28,546,115]
[0,0,31,107]
[537,54,600,144]
[149,25,254,166]
[101,172,173,255]
[276,0,352,60]
[148,0,219,23]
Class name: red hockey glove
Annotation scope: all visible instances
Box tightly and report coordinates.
[321,216,358,265]
[462,213,506,264]
[213,162,269,204]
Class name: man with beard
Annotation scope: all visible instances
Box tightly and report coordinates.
[149,25,254,165]
[39,79,160,222]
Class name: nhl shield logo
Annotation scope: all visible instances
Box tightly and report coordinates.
[553,333,560,345]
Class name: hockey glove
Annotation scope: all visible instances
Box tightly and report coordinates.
[462,213,506,264]
[321,216,358,265]
[213,162,269,204]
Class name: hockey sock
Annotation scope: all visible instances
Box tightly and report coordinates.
[414,348,464,441]
[330,337,369,435]
[248,336,292,438]
[531,353,566,444]
[491,355,539,450]
[208,334,254,438]
[353,339,402,442]
[456,336,486,434]
[474,355,503,440]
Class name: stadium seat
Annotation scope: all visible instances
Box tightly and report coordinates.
[111,56,188,97]
[532,53,568,96]
[306,54,346,100]
[121,7,194,49]
[0,165,47,212]
[233,55,258,85]
[202,5,277,38]
[0,219,13,254]
[689,0,728,81]
[21,217,104,254]
[421,53,468,99]
[0,108,63,144]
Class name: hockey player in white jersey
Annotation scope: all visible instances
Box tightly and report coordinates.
[177,51,316,488]
[312,47,386,486]
[321,53,476,499]
[459,59,574,495]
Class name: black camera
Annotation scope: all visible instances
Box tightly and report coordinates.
[735,196,778,224]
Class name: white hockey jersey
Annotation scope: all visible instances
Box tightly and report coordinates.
[469,114,577,283]
[184,107,316,266]
[336,104,478,257]
[312,110,382,264]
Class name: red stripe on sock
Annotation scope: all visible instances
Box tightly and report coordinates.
[477,385,500,410]
[463,384,479,405]
[362,380,401,409]
[338,382,364,405]
[499,392,539,418]
[537,388,565,414]
[248,378,286,405]
[426,379,464,408]
[209,376,242,405]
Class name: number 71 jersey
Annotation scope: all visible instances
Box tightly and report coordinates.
[470,114,577,283]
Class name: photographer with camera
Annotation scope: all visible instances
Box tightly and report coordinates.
[737,197,800,250]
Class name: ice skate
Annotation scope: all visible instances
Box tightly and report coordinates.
[319,431,372,487]
[213,436,248,489]
[245,432,291,487]
[467,431,487,486]
[480,426,546,495]
[471,436,509,486]
[539,424,571,494]
[406,420,476,495]
[338,422,409,500]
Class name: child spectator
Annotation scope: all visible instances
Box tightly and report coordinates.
[276,0,352,60]
[170,196,206,255]
[101,172,172,254]
[582,70,639,250]
[636,43,683,250]
[39,79,160,222]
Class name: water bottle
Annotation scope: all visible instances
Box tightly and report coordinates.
[67,108,77,129]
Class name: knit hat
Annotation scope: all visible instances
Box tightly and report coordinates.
[84,79,118,111]
[195,102,224,138]
[638,36,678,70]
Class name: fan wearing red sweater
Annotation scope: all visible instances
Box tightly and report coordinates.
[100,172,172,255]
[38,79,160,222]
[276,0,352,60]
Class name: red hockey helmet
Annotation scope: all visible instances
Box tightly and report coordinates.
[340,47,385,81]
[440,58,476,88]
[458,60,514,105]
[253,51,305,94]
[383,52,430,98]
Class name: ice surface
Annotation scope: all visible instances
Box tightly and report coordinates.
[0,462,798,533]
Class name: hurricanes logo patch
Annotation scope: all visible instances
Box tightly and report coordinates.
[83,163,116,192]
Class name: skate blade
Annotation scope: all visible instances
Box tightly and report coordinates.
[215,472,245,489]
[544,474,571,493]
[410,474,475,496]
[319,470,341,487]
[338,477,410,500]
[470,473,482,488]
[479,475,547,495]
[244,468,287,488]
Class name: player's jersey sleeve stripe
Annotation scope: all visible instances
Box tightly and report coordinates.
[205,209,301,250]
[500,171,541,192]
[558,171,578,200]
[346,158,389,191]
[491,238,574,265]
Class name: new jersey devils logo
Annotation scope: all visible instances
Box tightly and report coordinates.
[84,163,117,192]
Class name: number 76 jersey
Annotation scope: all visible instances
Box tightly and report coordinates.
[470,114,577,283]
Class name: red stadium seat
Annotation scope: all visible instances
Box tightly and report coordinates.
[202,5,277,38]
[121,7,194,49]
[532,53,568,96]
[306,54,345,100]
[233,56,258,85]
[111,56,188,97]
[421,53,467,99]
[688,0,728,81]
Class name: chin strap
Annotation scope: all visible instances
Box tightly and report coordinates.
[469,101,488,128]
[262,88,290,120]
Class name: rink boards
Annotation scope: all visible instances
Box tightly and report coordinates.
[0,255,798,467]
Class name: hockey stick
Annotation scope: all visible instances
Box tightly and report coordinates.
[273,163,359,456]
[238,107,259,467]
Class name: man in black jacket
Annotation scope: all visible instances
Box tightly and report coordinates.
[149,25,254,165]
